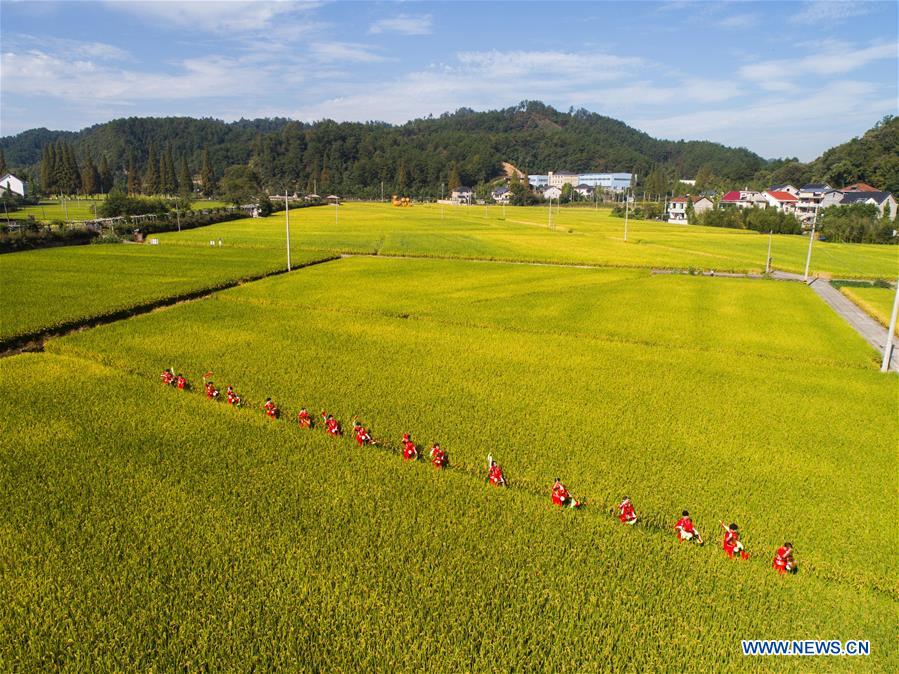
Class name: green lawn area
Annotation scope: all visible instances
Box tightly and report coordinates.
[157,202,899,279]
[5,256,896,670]
[3,199,103,222]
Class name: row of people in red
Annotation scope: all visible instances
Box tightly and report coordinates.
[160,368,188,390]
[167,370,796,574]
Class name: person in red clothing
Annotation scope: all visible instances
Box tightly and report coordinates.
[161,368,175,386]
[263,397,280,419]
[486,459,506,486]
[324,414,342,436]
[226,386,242,407]
[354,421,373,446]
[675,510,704,544]
[617,496,637,525]
[176,374,188,390]
[772,542,796,574]
[205,381,219,400]
[401,433,418,461]
[721,522,749,559]
[429,443,447,469]
[297,407,312,428]
[551,478,583,509]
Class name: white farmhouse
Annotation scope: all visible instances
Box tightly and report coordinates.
[0,173,26,197]
[543,186,563,200]
[667,196,713,223]
[763,190,798,214]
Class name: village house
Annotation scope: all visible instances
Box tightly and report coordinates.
[720,190,766,209]
[763,190,799,214]
[0,173,27,197]
[491,186,511,203]
[795,183,831,222]
[451,186,473,204]
[543,185,563,200]
[667,195,713,223]
[575,183,593,198]
[839,191,897,220]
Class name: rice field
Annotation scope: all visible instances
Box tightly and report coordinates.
[839,285,899,335]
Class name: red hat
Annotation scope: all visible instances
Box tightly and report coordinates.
[403,433,410,441]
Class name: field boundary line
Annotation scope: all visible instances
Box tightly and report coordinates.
[0,255,340,358]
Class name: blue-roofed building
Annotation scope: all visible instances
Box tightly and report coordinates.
[837,191,896,220]
[528,174,549,188]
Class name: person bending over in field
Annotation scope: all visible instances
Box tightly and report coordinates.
[772,542,796,575]
[675,511,703,544]
[263,397,280,420]
[354,420,374,446]
[618,496,637,525]
[176,374,189,391]
[297,407,312,428]
[401,433,418,461]
[226,386,242,407]
[551,478,583,509]
[430,443,448,469]
[205,381,219,400]
[720,522,749,560]
[161,368,175,386]
[322,412,342,436]
[487,459,506,487]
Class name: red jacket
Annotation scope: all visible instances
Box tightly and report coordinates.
[618,501,636,522]
[675,517,696,536]
[298,410,312,427]
[488,465,505,485]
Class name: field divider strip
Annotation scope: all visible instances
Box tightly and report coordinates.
[0,255,341,358]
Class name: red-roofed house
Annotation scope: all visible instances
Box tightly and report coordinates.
[842,182,879,192]
[720,190,765,210]
[764,190,798,214]
[667,195,713,223]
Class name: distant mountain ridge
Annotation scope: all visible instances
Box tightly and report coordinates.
[1,103,895,195]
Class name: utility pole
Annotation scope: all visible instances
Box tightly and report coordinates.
[380,180,384,202]
[881,279,899,372]
[765,230,773,274]
[803,206,818,282]
[624,191,631,242]
[62,198,68,221]
[335,199,339,226]
[284,194,291,271]
[176,207,181,232]
[548,197,553,230]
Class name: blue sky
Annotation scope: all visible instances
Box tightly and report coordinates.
[1,0,896,160]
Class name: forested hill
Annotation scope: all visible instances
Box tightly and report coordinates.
[1,102,767,196]
[765,115,899,194]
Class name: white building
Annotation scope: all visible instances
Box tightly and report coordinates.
[769,184,799,196]
[547,171,579,188]
[577,172,633,192]
[763,190,799,214]
[528,174,549,188]
[491,186,511,203]
[575,183,593,198]
[839,191,897,220]
[795,183,831,223]
[543,186,563,200]
[720,190,766,210]
[667,196,713,223]
[0,173,26,197]
[451,186,473,204]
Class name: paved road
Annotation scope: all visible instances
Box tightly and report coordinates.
[772,271,897,371]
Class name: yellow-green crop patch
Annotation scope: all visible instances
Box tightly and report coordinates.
[1,352,895,671]
[157,202,899,278]
[839,285,899,335]
[50,258,898,592]
[0,244,329,342]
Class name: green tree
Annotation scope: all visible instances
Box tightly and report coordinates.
[161,144,177,195]
[200,147,216,196]
[98,155,113,194]
[447,162,461,192]
[694,164,715,191]
[0,148,6,176]
[143,145,159,195]
[560,183,573,204]
[81,155,100,195]
[127,152,141,195]
[219,165,260,205]
[178,157,192,200]
[40,145,56,194]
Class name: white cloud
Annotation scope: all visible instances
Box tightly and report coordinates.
[739,41,898,88]
[791,1,874,23]
[106,0,318,35]
[369,14,433,36]
[632,81,892,159]
[309,42,385,64]
[718,14,759,29]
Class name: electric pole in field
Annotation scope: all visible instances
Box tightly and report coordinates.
[803,205,818,282]
[624,191,631,242]
[881,279,899,372]
[765,230,773,274]
[284,194,291,271]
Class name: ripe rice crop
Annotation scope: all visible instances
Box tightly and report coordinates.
[157,202,899,278]
[839,285,899,335]
[49,257,898,593]
[1,352,895,671]
[0,245,331,342]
